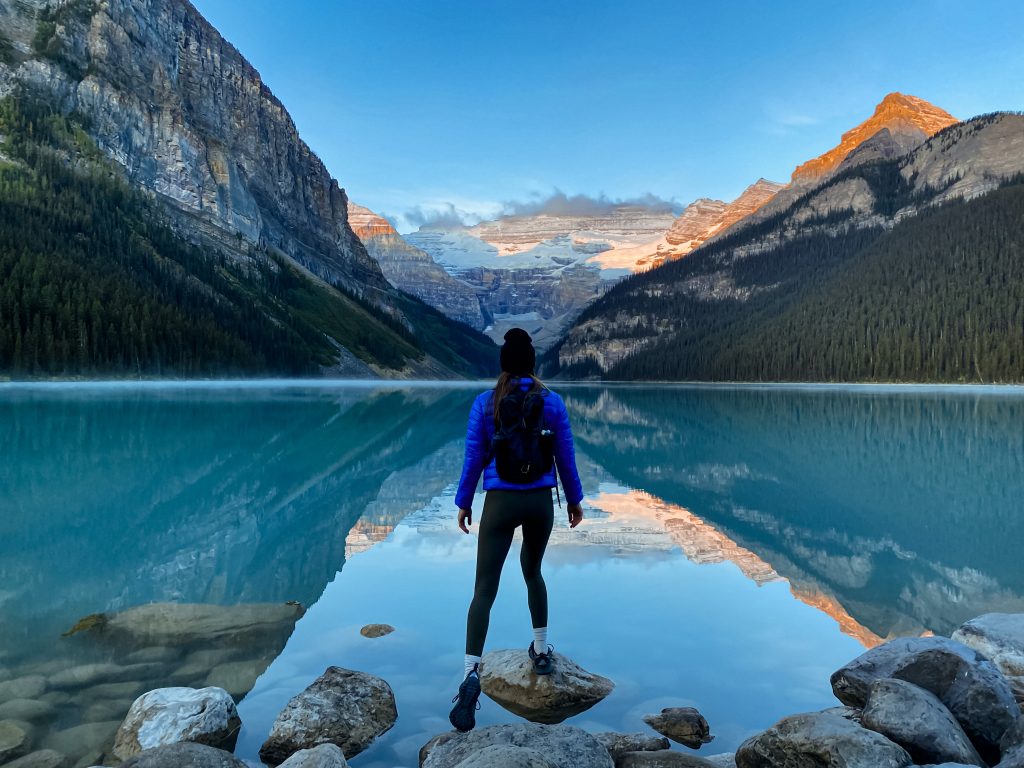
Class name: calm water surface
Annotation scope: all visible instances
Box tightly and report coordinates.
[1,382,1023,767]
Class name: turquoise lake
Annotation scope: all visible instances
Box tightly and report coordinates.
[2,381,1023,767]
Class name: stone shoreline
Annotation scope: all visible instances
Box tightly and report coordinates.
[2,612,1023,767]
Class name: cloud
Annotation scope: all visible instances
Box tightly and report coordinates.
[500,189,684,217]
[403,202,478,230]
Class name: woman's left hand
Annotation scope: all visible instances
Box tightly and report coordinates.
[457,507,473,534]
[567,503,584,528]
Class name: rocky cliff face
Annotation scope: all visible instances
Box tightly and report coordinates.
[0,0,387,294]
[348,202,485,329]
[648,178,785,267]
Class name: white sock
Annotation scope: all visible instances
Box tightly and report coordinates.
[532,627,548,655]
[464,654,481,678]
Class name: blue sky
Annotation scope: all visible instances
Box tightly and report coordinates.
[191,0,1024,231]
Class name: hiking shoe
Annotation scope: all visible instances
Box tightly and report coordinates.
[449,665,481,732]
[528,643,554,675]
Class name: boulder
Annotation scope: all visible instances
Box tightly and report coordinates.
[592,732,670,762]
[0,699,57,723]
[617,753,717,767]
[112,686,241,760]
[0,719,31,763]
[452,744,555,768]
[259,667,397,765]
[88,681,147,701]
[735,711,912,768]
[118,742,247,768]
[1002,716,1024,752]
[830,636,1019,762]
[2,750,69,768]
[420,723,614,768]
[954,614,1024,705]
[479,649,614,724]
[0,676,47,703]
[360,624,395,638]
[278,744,349,768]
[642,708,714,749]
[1001,718,1024,767]
[860,678,984,766]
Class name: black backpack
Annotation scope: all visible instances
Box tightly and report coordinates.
[491,387,555,484]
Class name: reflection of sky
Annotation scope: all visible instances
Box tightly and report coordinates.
[235,488,865,766]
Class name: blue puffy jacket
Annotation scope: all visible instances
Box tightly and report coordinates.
[455,377,584,509]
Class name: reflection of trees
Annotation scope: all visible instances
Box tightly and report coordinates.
[564,386,1024,636]
[0,387,469,652]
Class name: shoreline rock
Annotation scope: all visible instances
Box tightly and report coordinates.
[479,649,614,724]
[259,667,397,765]
[420,723,613,768]
[830,635,1020,763]
[642,708,713,749]
[112,686,241,760]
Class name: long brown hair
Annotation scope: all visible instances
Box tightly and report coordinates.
[492,371,547,423]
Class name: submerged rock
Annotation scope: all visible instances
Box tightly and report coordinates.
[259,667,397,765]
[0,719,31,763]
[0,699,57,723]
[41,720,121,763]
[65,602,305,646]
[953,613,1024,705]
[113,686,241,760]
[592,732,670,763]
[118,742,247,768]
[830,636,1020,763]
[48,664,162,691]
[642,708,714,749]
[420,723,613,768]
[359,624,395,638]
[204,659,272,700]
[860,678,984,766]
[735,711,912,768]
[278,744,349,768]
[2,750,69,768]
[479,649,614,724]
[0,676,47,703]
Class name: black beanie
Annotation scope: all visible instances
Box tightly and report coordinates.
[500,327,535,375]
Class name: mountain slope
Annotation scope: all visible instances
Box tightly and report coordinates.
[545,112,1024,383]
[348,202,485,330]
[730,92,958,237]
[0,0,495,378]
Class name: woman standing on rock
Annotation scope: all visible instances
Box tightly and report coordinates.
[448,327,585,732]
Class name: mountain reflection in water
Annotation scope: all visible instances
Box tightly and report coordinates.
[2,382,1022,765]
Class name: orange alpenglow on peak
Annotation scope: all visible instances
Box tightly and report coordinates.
[791,92,958,183]
[347,201,397,240]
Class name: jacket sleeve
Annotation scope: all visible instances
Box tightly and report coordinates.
[455,394,489,509]
[552,396,584,505]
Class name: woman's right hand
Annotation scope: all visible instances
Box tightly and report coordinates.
[568,503,584,528]
[458,507,473,534]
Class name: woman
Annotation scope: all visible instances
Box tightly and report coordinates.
[448,327,584,732]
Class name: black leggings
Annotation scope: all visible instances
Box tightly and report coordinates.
[465,488,554,656]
